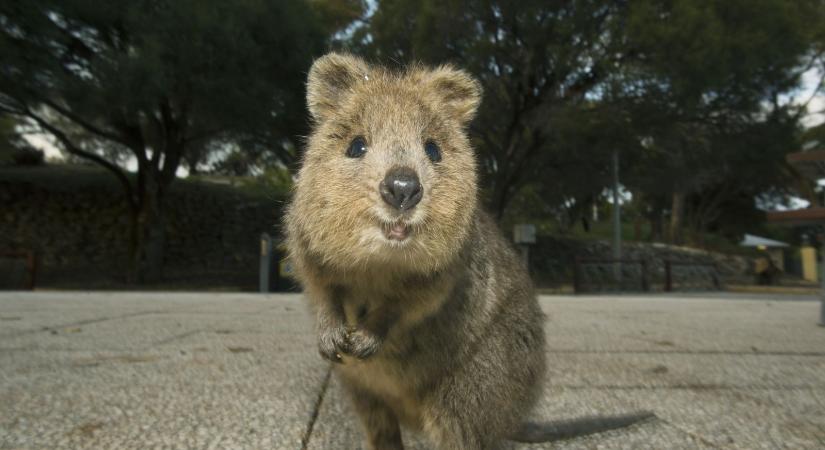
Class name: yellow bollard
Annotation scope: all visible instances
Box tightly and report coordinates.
[801,246,818,282]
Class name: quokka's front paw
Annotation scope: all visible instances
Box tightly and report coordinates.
[346,327,383,359]
[318,324,349,363]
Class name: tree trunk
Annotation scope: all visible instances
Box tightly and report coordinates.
[492,181,510,221]
[670,192,685,245]
[649,214,662,242]
[128,176,166,283]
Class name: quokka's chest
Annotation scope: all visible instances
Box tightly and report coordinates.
[338,276,455,330]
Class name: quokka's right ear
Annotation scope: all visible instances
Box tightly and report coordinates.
[306,53,371,122]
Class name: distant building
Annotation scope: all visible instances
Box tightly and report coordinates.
[739,234,789,271]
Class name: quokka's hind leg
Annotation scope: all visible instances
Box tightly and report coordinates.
[343,384,404,450]
[419,333,541,450]
[420,375,522,450]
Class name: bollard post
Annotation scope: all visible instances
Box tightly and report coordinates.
[260,233,272,293]
[664,260,672,292]
[520,244,529,270]
[23,251,36,290]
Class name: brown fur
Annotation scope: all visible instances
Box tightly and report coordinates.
[285,53,650,449]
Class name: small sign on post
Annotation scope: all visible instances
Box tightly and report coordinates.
[260,233,272,293]
[513,224,536,269]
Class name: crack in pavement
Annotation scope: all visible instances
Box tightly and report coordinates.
[300,365,333,450]
[547,349,825,356]
[149,329,205,348]
[0,310,171,339]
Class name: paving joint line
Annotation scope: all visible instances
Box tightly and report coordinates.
[656,416,722,448]
[300,365,333,450]
[547,349,825,356]
[555,384,825,390]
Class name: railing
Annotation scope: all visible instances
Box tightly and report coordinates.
[663,260,721,292]
[573,257,650,293]
[573,257,722,293]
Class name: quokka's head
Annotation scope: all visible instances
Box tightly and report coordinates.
[288,53,481,273]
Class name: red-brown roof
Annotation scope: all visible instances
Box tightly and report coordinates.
[767,207,825,225]
[787,150,825,180]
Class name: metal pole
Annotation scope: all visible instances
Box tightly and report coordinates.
[260,233,272,293]
[612,149,622,282]
[820,242,825,326]
[520,245,529,271]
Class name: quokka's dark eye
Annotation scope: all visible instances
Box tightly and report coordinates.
[346,137,367,158]
[424,140,441,162]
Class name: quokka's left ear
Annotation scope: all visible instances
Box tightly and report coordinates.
[423,65,483,125]
[306,52,371,123]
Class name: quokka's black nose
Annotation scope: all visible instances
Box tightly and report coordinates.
[380,167,422,211]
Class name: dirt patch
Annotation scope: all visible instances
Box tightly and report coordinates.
[227,347,253,353]
[649,365,669,374]
[72,354,161,367]
[71,421,103,438]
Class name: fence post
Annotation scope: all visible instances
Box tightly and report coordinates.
[665,260,672,292]
[259,233,272,293]
[25,251,36,291]
[712,263,722,290]
[573,256,581,294]
[641,259,649,292]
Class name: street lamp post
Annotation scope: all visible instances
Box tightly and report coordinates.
[820,241,825,327]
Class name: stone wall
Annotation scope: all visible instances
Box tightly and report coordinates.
[529,235,756,288]
[1,166,760,290]
[0,167,282,289]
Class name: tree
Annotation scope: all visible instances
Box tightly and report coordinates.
[348,0,823,228]
[619,0,822,242]
[0,0,328,281]
[0,115,18,164]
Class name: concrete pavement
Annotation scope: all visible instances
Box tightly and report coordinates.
[0,292,824,449]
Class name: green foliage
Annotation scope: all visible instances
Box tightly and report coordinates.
[625,0,815,110]
[237,167,294,199]
[0,0,336,281]
[0,0,327,168]
[348,0,823,243]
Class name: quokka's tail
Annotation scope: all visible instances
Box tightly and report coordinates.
[508,411,656,443]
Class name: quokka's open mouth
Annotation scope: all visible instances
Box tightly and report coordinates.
[382,222,410,241]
